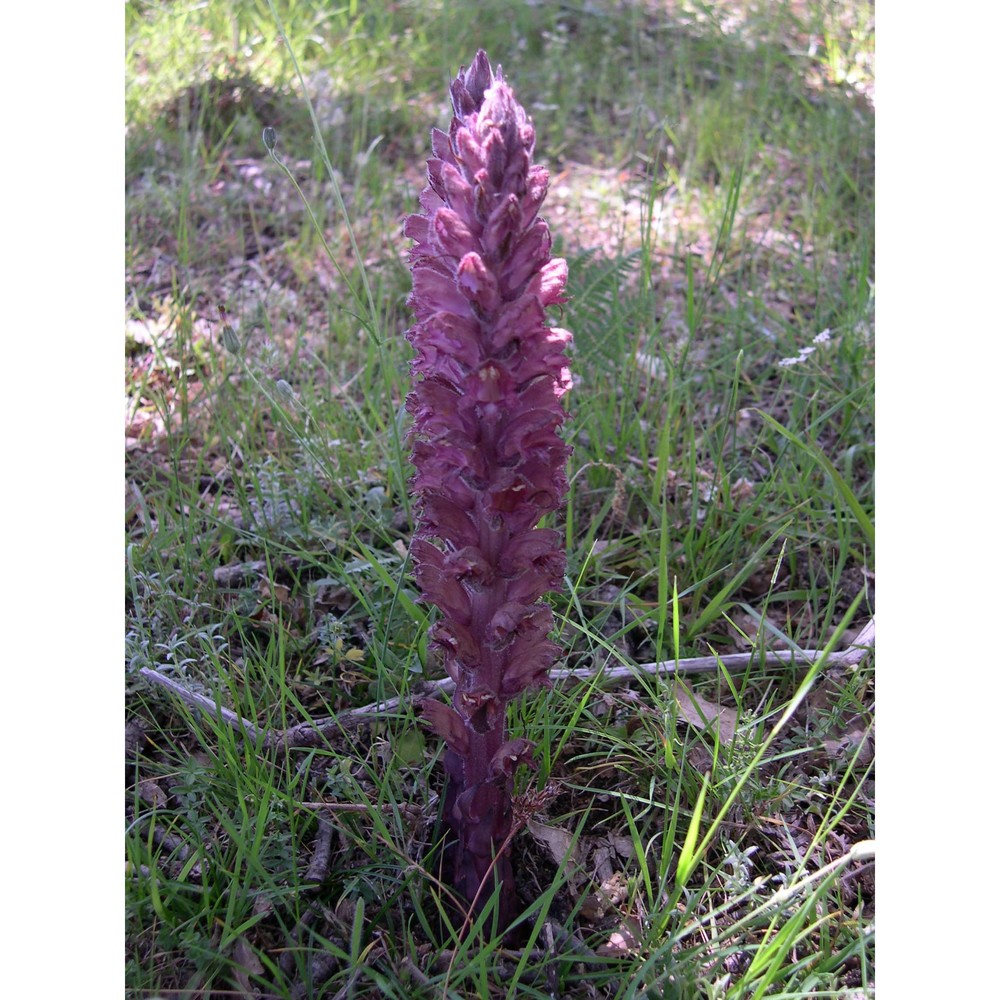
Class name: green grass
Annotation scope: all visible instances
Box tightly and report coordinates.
[125,1,874,996]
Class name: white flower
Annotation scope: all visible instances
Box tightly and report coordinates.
[779,338,826,368]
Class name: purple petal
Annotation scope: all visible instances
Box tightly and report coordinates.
[456,252,500,311]
[420,699,470,754]
[488,738,536,779]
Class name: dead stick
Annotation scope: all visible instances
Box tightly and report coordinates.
[140,617,874,750]
[278,903,321,978]
[298,801,422,823]
[138,668,260,741]
[304,816,335,884]
[338,616,875,722]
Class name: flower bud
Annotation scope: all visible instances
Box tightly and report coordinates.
[221,323,241,355]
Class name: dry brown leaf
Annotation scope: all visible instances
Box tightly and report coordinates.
[673,681,738,743]
[526,818,580,869]
[595,915,642,956]
[231,936,265,994]
[823,726,874,766]
[258,579,291,605]
[580,871,629,921]
[591,834,636,884]
[230,895,270,994]
[526,818,591,891]
[136,778,169,809]
[248,605,281,628]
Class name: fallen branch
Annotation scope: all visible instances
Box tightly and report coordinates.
[304,816,335,884]
[278,903,321,978]
[137,667,261,741]
[290,952,340,1000]
[212,555,306,587]
[766,839,876,910]
[298,800,423,827]
[125,803,204,881]
[139,617,874,752]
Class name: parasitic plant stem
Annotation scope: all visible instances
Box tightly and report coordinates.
[405,50,572,931]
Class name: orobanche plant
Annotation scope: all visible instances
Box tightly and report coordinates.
[404,50,573,931]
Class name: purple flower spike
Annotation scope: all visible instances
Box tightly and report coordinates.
[405,50,572,932]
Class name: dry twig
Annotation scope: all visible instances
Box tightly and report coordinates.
[137,667,260,740]
[304,816,335,884]
[139,616,874,751]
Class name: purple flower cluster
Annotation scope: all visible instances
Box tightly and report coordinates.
[404,50,572,928]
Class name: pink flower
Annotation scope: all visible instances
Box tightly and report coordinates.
[405,50,572,931]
